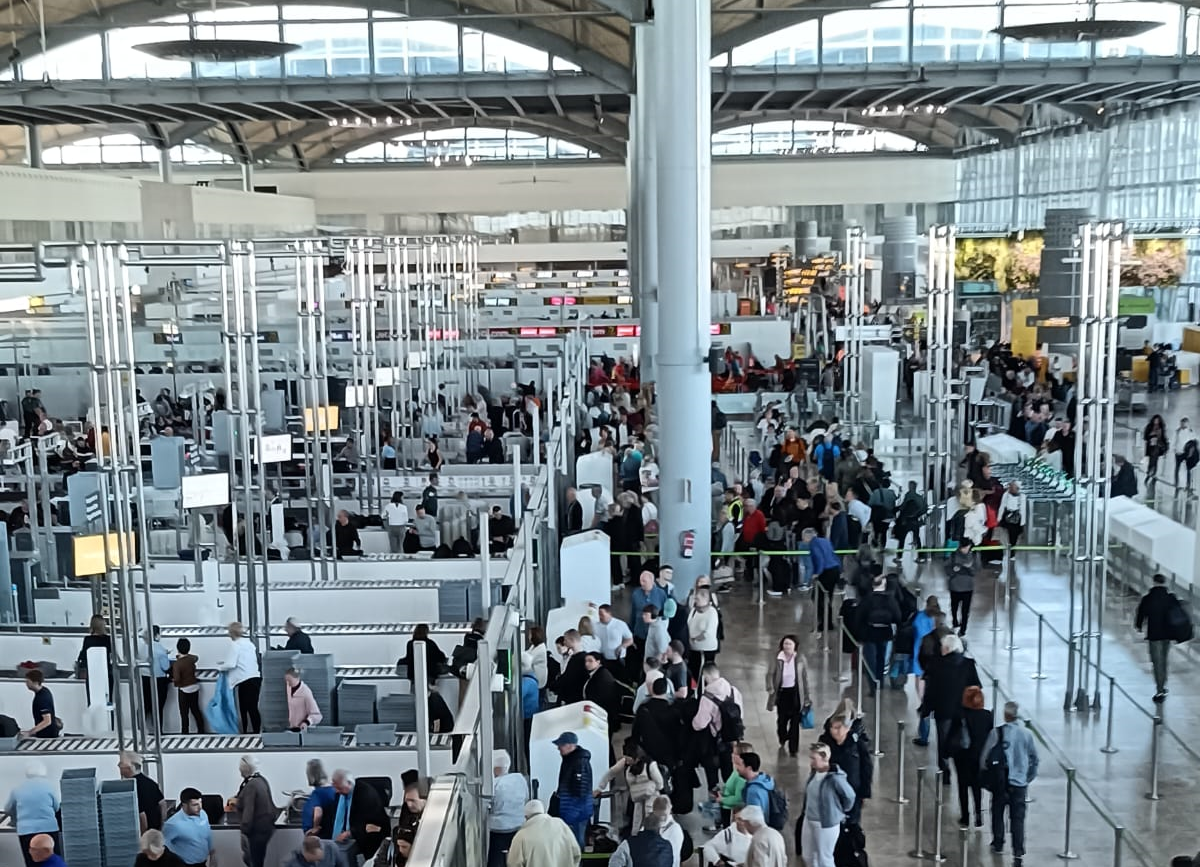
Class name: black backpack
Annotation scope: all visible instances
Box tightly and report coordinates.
[834,822,870,867]
[980,726,1009,793]
[750,782,788,831]
[1166,595,1194,643]
[705,691,745,743]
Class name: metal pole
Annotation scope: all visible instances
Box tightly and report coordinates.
[908,766,927,858]
[1100,676,1118,754]
[1006,587,1020,650]
[856,642,864,709]
[959,827,969,867]
[757,550,764,608]
[1033,614,1048,679]
[480,509,492,612]
[932,770,946,863]
[992,677,1001,709]
[414,640,431,778]
[1113,825,1125,867]
[1057,767,1080,859]
[873,693,883,757]
[1146,715,1162,800]
[990,576,1002,632]
[478,639,494,799]
[895,721,910,804]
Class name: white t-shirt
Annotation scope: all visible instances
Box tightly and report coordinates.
[847,497,871,527]
[384,502,409,527]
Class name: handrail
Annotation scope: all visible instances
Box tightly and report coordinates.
[975,658,1154,867]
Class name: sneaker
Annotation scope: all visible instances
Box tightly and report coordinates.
[912,738,929,747]
[990,844,1004,855]
[959,819,970,831]
[1013,858,1023,867]
[766,590,783,597]
[1153,691,1166,703]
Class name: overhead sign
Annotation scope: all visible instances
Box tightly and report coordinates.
[181,472,230,509]
[783,254,839,297]
[73,532,136,577]
[258,433,292,464]
[304,405,339,433]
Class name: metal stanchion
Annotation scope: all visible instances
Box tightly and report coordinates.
[959,827,970,867]
[992,677,1001,709]
[908,766,927,859]
[990,578,1002,632]
[1057,767,1080,860]
[835,615,849,683]
[757,551,765,609]
[1146,715,1162,800]
[894,721,909,804]
[1100,676,1118,754]
[873,692,883,757]
[1032,614,1048,680]
[931,770,947,863]
[855,642,864,709]
[811,582,821,636]
[1113,825,1125,867]
[1005,590,1020,651]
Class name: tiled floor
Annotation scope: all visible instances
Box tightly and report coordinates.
[673,387,1200,866]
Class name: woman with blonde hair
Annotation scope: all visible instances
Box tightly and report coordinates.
[576,616,601,653]
[217,622,262,733]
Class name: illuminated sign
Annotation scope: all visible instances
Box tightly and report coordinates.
[784,255,839,297]
[74,532,137,576]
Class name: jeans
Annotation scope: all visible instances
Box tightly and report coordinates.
[991,784,1028,857]
[896,524,921,553]
[800,820,841,867]
[387,525,406,553]
[1149,639,1171,692]
[565,817,588,847]
[863,641,889,693]
[795,543,811,588]
[917,714,931,744]
[487,830,518,867]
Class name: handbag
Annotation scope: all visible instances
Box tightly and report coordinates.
[945,716,971,754]
[800,706,815,730]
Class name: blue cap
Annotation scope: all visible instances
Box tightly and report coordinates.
[552,731,578,746]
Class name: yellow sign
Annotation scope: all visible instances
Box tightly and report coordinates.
[74,532,137,577]
[1010,298,1039,358]
[783,255,838,297]
[304,405,340,433]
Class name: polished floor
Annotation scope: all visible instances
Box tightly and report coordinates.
[666,387,1200,867]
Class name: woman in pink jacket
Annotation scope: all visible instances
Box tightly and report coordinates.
[285,668,323,731]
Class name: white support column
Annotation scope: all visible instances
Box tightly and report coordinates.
[159,148,173,184]
[633,23,659,386]
[25,126,42,170]
[653,1,712,596]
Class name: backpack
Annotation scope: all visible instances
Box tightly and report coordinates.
[747,780,788,831]
[980,726,1009,793]
[834,822,870,867]
[705,691,745,743]
[1185,439,1200,469]
[1166,595,1194,643]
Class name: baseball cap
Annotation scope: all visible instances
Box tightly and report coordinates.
[552,732,578,747]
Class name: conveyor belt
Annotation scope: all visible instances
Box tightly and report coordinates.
[213,578,445,591]
[159,622,471,638]
[0,664,403,683]
[9,732,454,754]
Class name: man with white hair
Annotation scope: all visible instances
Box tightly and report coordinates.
[233,754,276,867]
[6,761,61,867]
[284,617,315,654]
[700,807,752,867]
[505,800,581,867]
[918,632,981,780]
[740,804,786,867]
[979,702,1039,867]
[330,770,388,864]
[135,829,186,866]
[488,750,529,867]
[119,749,164,833]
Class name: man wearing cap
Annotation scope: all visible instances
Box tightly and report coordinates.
[284,618,314,654]
[506,800,580,867]
[552,731,593,847]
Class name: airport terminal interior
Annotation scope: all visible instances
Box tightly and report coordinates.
[0,1,1200,866]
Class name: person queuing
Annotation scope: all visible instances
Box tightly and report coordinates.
[141,626,172,728]
[954,685,994,831]
[487,750,528,867]
[979,702,1039,867]
[332,510,362,558]
[404,505,440,553]
[918,633,981,780]
[285,667,324,731]
[946,538,978,636]
[797,743,857,867]
[1175,417,1198,489]
[551,731,593,847]
[330,770,389,864]
[162,787,215,867]
[709,742,754,832]
[605,812,673,867]
[230,755,276,867]
[118,750,163,833]
[594,604,634,675]
[170,638,203,734]
[25,835,65,867]
[217,621,262,733]
[22,670,59,739]
[693,664,745,795]
[505,800,580,867]
[384,492,410,553]
[739,804,787,867]
[284,617,315,654]
[302,759,338,840]
[686,588,720,678]
[819,700,873,825]
[134,830,187,867]
[764,634,811,757]
[911,597,947,747]
[595,746,665,837]
[858,575,902,696]
[7,762,61,867]
[284,836,346,867]
[700,807,752,867]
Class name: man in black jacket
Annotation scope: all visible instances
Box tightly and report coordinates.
[1136,573,1177,701]
[631,678,684,771]
[859,576,902,697]
[331,770,389,863]
[581,652,621,731]
[283,618,314,654]
[564,488,584,535]
[918,633,980,779]
[820,713,874,824]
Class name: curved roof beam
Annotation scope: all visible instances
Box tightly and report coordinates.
[711,0,870,57]
[310,116,620,164]
[13,0,632,91]
[711,108,944,148]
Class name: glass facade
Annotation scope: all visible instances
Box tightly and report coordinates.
[338,128,597,164]
[712,119,922,155]
[956,103,1200,230]
[41,134,233,166]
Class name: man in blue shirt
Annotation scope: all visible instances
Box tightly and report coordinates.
[27,834,65,867]
[629,570,668,679]
[804,527,842,631]
[979,701,1039,867]
[488,750,529,867]
[143,626,172,729]
[7,761,60,867]
[163,787,214,867]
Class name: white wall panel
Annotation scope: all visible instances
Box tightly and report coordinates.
[0,165,142,222]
